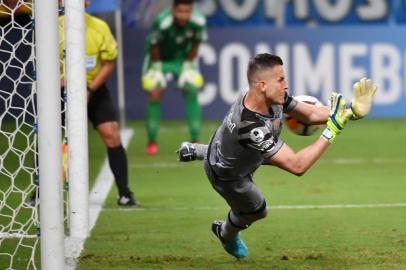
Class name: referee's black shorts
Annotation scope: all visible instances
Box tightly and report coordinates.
[87,84,118,128]
[61,84,118,129]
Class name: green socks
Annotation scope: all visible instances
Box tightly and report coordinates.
[147,94,201,143]
[185,92,201,142]
[146,101,161,143]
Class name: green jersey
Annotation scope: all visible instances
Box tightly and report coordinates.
[147,9,207,62]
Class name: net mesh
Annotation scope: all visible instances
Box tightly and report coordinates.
[0,1,39,269]
[0,1,68,269]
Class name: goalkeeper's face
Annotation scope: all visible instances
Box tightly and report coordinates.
[261,65,288,105]
[172,3,193,27]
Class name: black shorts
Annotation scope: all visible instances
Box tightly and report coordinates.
[61,84,117,129]
[87,84,118,128]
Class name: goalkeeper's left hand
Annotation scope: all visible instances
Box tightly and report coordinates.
[351,77,378,119]
[177,61,204,92]
[321,93,353,143]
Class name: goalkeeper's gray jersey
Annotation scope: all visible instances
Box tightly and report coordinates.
[207,93,285,181]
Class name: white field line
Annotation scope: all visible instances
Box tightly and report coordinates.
[131,124,219,134]
[129,158,406,169]
[101,202,406,212]
[65,128,134,270]
[129,162,202,169]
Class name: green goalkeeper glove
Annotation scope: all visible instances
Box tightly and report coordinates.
[351,77,378,119]
[321,93,353,143]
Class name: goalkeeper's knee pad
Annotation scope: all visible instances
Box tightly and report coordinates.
[177,69,204,93]
[229,201,268,228]
[142,69,166,91]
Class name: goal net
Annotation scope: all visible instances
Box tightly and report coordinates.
[0,1,39,269]
[0,1,68,269]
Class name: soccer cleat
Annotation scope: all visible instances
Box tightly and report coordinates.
[117,193,141,207]
[211,220,248,259]
[145,142,158,155]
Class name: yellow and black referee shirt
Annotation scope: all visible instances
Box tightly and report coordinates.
[59,13,117,85]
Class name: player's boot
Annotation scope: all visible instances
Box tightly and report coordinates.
[145,142,158,155]
[211,220,248,259]
[117,192,141,207]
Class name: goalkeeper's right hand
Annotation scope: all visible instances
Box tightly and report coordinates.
[142,62,166,91]
[177,142,197,162]
[351,77,378,119]
[321,93,353,143]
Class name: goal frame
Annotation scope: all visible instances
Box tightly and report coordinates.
[35,0,90,268]
[34,0,65,269]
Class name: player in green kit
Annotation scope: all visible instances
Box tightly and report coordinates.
[142,0,207,155]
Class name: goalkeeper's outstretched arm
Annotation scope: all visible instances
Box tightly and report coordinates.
[287,100,329,125]
[269,93,353,176]
[177,142,207,162]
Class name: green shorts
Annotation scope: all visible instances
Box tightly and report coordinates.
[142,54,183,78]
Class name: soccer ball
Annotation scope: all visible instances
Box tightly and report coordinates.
[285,95,324,136]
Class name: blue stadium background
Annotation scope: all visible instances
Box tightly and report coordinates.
[1,0,406,121]
[95,0,406,119]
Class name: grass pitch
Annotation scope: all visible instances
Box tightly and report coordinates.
[77,119,406,270]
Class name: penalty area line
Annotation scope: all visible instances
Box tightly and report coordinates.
[101,202,406,212]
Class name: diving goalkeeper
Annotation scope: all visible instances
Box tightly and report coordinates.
[141,0,207,155]
[177,53,377,259]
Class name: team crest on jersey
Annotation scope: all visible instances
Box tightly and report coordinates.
[186,31,194,38]
[250,128,264,143]
[86,55,96,71]
[176,36,184,44]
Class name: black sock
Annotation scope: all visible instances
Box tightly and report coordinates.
[107,145,131,197]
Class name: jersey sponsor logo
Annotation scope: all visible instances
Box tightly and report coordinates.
[250,128,264,143]
[86,55,97,71]
[257,137,275,152]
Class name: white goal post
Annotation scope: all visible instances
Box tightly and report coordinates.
[64,0,90,241]
[0,0,90,269]
[37,0,90,267]
[34,0,65,269]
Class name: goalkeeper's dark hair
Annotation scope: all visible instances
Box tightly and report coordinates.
[173,0,194,6]
[247,53,283,86]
